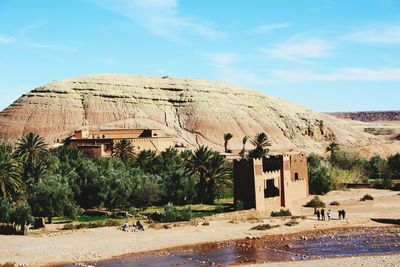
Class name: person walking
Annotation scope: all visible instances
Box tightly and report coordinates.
[327,210,332,221]
[342,209,346,219]
[316,209,321,221]
[338,210,342,220]
[321,209,325,221]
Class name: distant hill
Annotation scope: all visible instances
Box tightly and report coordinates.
[0,74,399,156]
[328,111,400,122]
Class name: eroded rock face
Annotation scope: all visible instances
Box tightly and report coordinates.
[0,74,395,155]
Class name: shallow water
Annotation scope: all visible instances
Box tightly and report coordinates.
[62,228,400,266]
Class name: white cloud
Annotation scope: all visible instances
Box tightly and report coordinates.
[207,52,239,68]
[0,34,13,44]
[206,52,277,87]
[89,0,224,42]
[251,23,290,34]
[344,24,400,44]
[272,68,400,81]
[262,38,331,62]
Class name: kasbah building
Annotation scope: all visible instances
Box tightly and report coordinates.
[66,126,309,212]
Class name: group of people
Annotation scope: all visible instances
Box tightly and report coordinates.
[314,208,346,221]
[122,220,145,232]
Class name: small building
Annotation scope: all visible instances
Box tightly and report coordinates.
[233,154,309,211]
[66,128,175,158]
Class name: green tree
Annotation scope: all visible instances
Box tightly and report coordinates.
[0,197,12,224]
[239,136,249,159]
[248,132,272,159]
[113,139,134,162]
[388,153,400,179]
[157,148,196,205]
[0,144,23,200]
[132,173,160,209]
[368,155,388,179]
[104,168,135,210]
[134,150,157,173]
[30,175,79,223]
[223,133,233,153]
[308,153,332,195]
[309,166,332,195]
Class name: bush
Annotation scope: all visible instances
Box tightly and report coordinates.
[330,201,340,206]
[304,196,326,208]
[285,220,299,227]
[161,203,192,222]
[251,224,279,230]
[360,194,374,201]
[271,209,292,217]
[62,219,121,230]
[10,202,34,234]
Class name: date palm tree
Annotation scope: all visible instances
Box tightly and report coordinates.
[223,133,233,153]
[187,146,231,204]
[248,132,272,159]
[14,133,48,188]
[14,132,48,169]
[239,135,249,159]
[113,139,134,162]
[0,144,22,200]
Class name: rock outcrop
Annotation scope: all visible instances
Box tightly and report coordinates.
[328,111,400,122]
[0,74,397,155]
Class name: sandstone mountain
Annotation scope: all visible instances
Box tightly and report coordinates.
[0,74,398,156]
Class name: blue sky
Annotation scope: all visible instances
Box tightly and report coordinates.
[1,0,400,112]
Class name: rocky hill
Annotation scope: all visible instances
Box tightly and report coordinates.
[0,74,398,156]
[328,111,400,122]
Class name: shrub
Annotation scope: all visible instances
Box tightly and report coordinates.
[360,194,374,201]
[285,220,299,227]
[62,223,75,230]
[330,201,340,206]
[161,203,192,222]
[10,202,34,234]
[251,224,279,230]
[304,196,326,208]
[271,209,292,217]
[104,219,121,227]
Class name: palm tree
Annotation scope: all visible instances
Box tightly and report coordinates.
[239,135,249,159]
[14,132,48,169]
[186,146,231,204]
[134,150,157,172]
[186,146,213,203]
[113,139,134,162]
[248,132,272,159]
[204,152,232,203]
[223,133,233,153]
[14,133,48,187]
[0,144,23,200]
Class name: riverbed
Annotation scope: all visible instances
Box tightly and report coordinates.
[61,226,400,267]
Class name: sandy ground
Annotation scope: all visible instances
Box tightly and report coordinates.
[0,189,399,266]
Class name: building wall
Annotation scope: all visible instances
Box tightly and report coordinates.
[233,159,256,210]
[233,154,309,211]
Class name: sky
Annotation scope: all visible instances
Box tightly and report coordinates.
[1,0,400,112]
